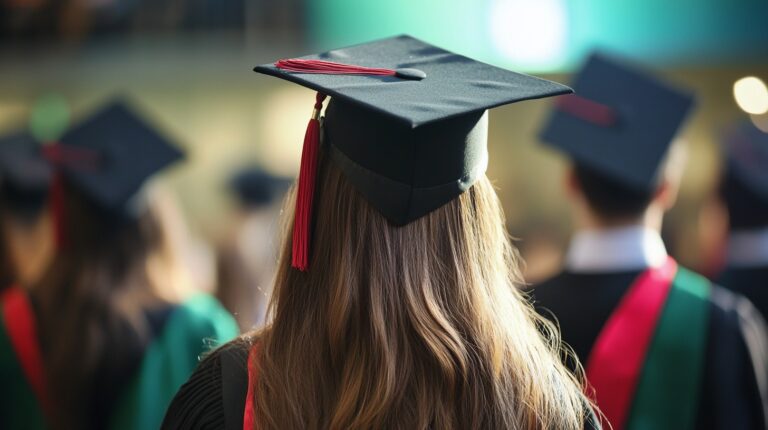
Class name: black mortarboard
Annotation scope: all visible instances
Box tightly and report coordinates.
[229,167,292,207]
[253,34,572,270]
[539,53,696,193]
[0,132,51,215]
[54,100,184,213]
[723,121,768,203]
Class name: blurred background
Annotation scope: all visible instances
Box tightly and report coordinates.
[2,0,768,284]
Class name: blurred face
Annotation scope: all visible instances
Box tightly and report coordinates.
[2,211,54,287]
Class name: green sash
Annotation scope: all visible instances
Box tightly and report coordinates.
[110,293,239,430]
[626,267,711,429]
[587,262,711,430]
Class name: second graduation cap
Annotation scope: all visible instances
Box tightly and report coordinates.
[539,53,696,193]
[52,100,184,214]
[253,34,573,270]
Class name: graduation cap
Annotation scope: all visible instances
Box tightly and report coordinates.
[539,53,696,193]
[229,166,292,207]
[722,121,768,203]
[253,34,573,270]
[0,132,52,215]
[43,100,184,247]
[50,100,184,212]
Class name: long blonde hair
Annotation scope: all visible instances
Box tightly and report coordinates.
[253,148,590,429]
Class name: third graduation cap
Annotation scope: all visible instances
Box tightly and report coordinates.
[253,34,572,270]
[723,120,768,202]
[539,53,696,193]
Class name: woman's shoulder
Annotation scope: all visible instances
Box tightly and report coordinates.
[161,337,254,430]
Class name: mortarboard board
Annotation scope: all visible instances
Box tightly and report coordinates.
[539,53,696,193]
[0,132,51,193]
[52,100,184,214]
[722,121,768,203]
[253,34,572,270]
[229,166,292,207]
[0,132,51,215]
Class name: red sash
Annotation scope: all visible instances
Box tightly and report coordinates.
[1,287,49,414]
[585,257,677,429]
[243,345,259,430]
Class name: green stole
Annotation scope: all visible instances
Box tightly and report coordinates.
[110,293,239,430]
[586,258,711,430]
[0,290,239,429]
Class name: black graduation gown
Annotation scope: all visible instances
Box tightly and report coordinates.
[161,341,250,430]
[532,270,768,430]
[161,340,602,430]
[719,266,768,322]
[27,294,176,429]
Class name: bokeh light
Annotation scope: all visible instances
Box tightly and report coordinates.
[489,0,567,68]
[29,94,70,142]
[733,76,768,115]
[751,113,768,133]
[260,86,317,175]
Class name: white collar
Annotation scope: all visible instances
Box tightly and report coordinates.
[727,228,768,268]
[565,225,668,273]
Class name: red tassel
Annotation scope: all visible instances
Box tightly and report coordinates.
[49,171,67,250]
[556,95,617,127]
[291,92,327,271]
[276,59,397,77]
[41,143,100,251]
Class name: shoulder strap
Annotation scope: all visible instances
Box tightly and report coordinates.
[626,267,711,430]
[0,287,49,414]
[585,257,677,430]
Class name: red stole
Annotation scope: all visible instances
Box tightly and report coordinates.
[0,287,49,414]
[585,257,677,429]
[243,345,259,430]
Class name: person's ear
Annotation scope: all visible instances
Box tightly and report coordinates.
[655,141,687,211]
[653,179,676,210]
[564,165,581,201]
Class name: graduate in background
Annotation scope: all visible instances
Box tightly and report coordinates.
[216,167,290,330]
[0,100,239,430]
[163,35,598,430]
[0,132,54,290]
[532,54,768,430]
[717,120,768,324]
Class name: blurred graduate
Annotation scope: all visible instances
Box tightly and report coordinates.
[531,54,768,429]
[216,167,290,330]
[0,132,54,292]
[0,100,239,430]
[717,121,768,325]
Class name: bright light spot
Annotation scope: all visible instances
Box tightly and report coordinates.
[733,76,768,115]
[489,0,567,67]
[260,86,317,175]
[751,113,768,134]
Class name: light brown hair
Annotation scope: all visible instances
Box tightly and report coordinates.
[33,180,193,429]
[252,148,591,429]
